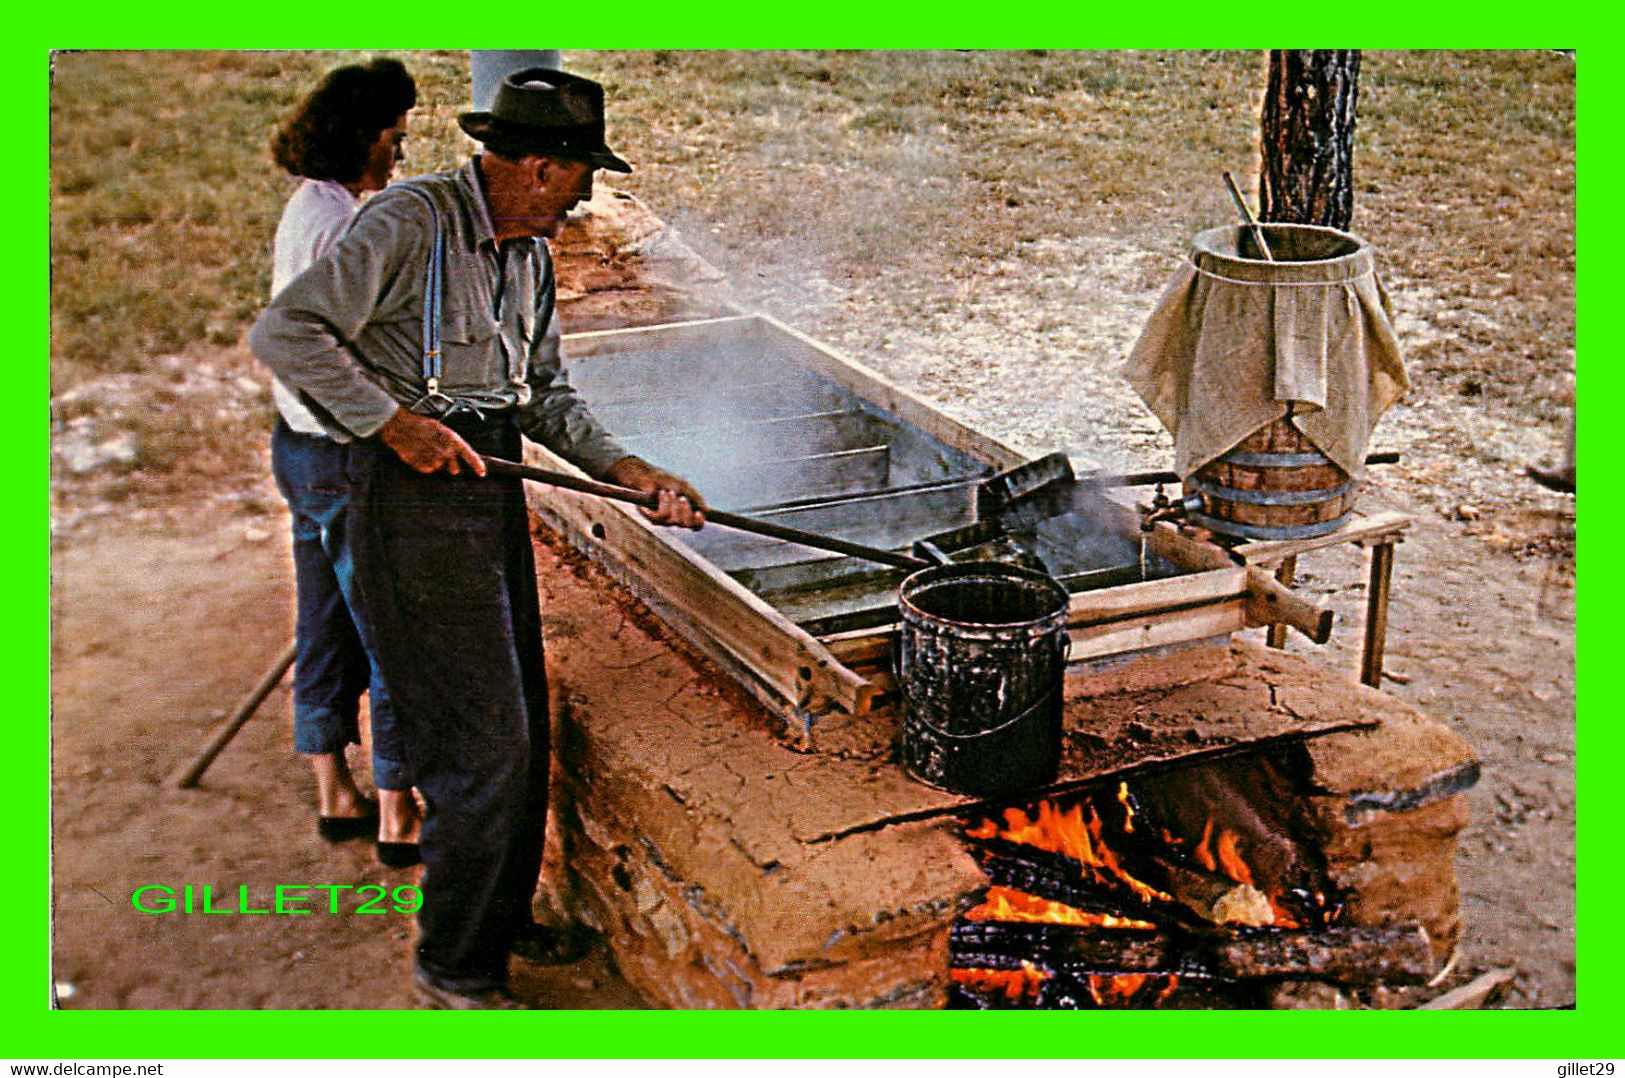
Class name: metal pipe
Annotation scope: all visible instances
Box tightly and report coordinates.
[482,455,930,571]
[1098,450,1399,490]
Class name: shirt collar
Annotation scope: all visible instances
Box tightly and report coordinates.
[457,157,499,250]
[310,178,359,205]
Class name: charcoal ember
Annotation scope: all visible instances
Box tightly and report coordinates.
[1036,972,1224,1010]
[946,982,997,1010]
[1274,886,1346,931]
[950,920,1203,977]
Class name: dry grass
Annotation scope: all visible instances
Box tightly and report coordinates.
[49,50,471,488]
[572,49,1573,416]
[577,51,1266,273]
[50,50,472,383]
[49,49,1574,505]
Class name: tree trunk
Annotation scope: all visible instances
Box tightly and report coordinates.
[1259,50,1361,229]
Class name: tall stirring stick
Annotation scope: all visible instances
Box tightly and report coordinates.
[1222,171,1275,262]
[1224,171,1281,429]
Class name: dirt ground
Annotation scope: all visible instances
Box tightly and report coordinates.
[49,52,1575,1011]
[50,505,655,1009]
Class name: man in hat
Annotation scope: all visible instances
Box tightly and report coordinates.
[251,69,707,1009]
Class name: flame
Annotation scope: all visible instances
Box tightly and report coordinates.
[971,796,1324,942]
[951,961,1047,1002]
[1083,973,1151,1007]
[1117,781,1136,833]
[1084,974,1182,1008]
[1267,894,1301,930]
[964,886,1156,930]
[1217,829,1254,886]
[965,818,999,841]
[971,801,1173,906]
[1194,818,1216,873]
[1194,818,1257,888]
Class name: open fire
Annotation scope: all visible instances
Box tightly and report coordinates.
[946,756,1430,1009]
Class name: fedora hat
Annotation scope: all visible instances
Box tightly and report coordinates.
[458,68,631,173]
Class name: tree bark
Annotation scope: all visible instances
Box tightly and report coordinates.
[1259,50,1361,229]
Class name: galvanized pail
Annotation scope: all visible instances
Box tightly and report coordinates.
[896,562,1071,797]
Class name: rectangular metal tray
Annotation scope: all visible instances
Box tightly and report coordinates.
[525,314,1250,737]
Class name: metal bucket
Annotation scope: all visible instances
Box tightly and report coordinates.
[1185,417,1355,541]
[896,562,1071,797]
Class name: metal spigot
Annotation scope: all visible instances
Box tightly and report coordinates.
[1141,483,1206,530]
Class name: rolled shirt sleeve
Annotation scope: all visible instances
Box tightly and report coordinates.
[517,269,629,478]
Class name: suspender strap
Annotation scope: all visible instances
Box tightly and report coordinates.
[396,185,446,397]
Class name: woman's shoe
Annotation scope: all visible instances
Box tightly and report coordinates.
[316,800,378,843]
[376,841,422,869]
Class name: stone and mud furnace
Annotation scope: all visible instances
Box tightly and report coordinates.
[527,189,1478,1009]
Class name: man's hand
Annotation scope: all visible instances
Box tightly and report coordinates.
[605,456,707,530]
[378,408,487,477]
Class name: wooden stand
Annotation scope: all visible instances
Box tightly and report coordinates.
[1228,510,1412,688]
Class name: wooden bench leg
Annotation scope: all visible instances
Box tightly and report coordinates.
[1361,541,1396,688]
[1266,555,1298,649]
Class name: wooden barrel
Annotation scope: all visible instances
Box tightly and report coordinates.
[1184,418,1355,541]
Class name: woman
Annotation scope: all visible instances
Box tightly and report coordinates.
[267,58,420,867]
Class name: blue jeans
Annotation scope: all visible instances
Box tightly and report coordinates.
[271,421,410,792]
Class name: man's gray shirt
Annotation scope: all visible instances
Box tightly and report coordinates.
[249,158,628,477]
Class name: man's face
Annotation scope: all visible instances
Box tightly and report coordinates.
[358,113,408,194]
[527,157,594,238]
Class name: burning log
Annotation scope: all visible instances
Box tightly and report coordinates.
[970,838,1160,921]
[970,831,1257,933]
[1137,852,1274,928]
[948,965,1049,1009]
[1214,923,1435,983]
[950,965,1196,1010]
[1128,755,1311,907]
[952,921,1199,976]
[964,781,1306,930]
[1038,972,1245,1010]
[949,920,1436,986]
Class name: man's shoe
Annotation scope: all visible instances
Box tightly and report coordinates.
[510,921,598,966]
[413,972,530,1010]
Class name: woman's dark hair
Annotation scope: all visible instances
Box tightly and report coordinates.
[271,58,417,182]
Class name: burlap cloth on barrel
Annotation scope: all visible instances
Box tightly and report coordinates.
[1123,223,1407,479]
